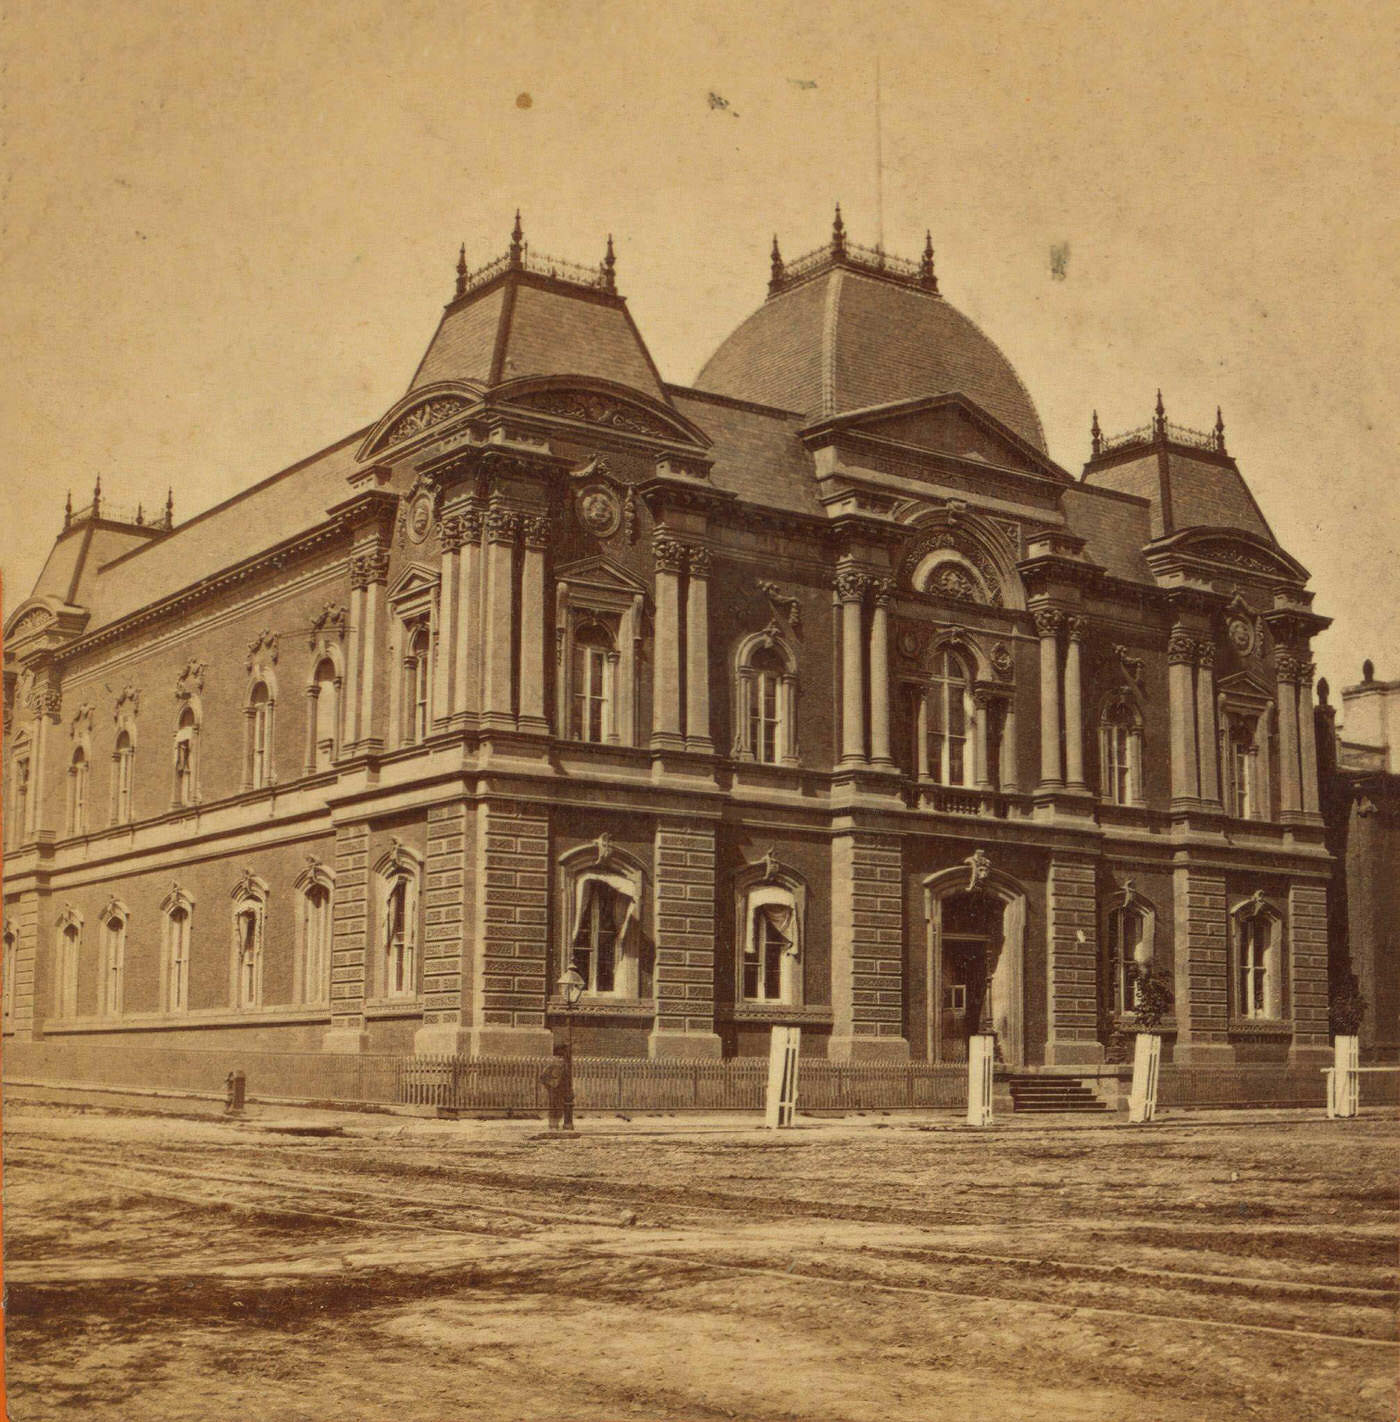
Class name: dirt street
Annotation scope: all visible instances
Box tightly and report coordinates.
[3,1101,1396,1421]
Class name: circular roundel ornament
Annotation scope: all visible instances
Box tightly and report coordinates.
[577,484,622,539]
[406,492,435,544]
[1227,615,1256,655]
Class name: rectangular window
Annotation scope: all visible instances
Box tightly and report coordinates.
[572,881,620,993]
[1238,918,1267,1017]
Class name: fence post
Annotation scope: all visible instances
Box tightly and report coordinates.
[966,1034,994,1126]
[1128,1032,1161,1124]
[1330,1036,1360,1118]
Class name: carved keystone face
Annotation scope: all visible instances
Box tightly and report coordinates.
[1227,616,1255,655]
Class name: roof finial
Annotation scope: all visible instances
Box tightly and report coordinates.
[454,243,467,299]
[1090,409,1102,456]
[768,234,786,294]
[1153,389,1166,435]
[831,202,846,258]
[92,474,102,517]
[509,210,524,267]
[1214,405,1226,452]
[165,487,174,528]
[601,233,616,293]
[918,230,939,293]
[64,489,72,529]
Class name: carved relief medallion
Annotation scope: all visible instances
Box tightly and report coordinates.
[577,484,621,539]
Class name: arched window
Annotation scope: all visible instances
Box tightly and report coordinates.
[160,885,194,1013]
[99,903,127,1018]
[374,844,422,1000]
[569,616,616,743]
[3,921,17,1026]
[1106,904,1150,1014]
[67,747,89,836]
[174,705,198,806]
[557,839,646,1000]
[733,632,798,765]
[404,622,432,745]
[246,681,273,789]
[311,658,340,771]
[733,855,806,1009]
[1100,696,1144,806]
[54,908,81,1018]
[113,730,135,824]
[1232,894,1283,1020]
[916,649,973,785]
[294,860,335,1005]
[229,874,267,1010]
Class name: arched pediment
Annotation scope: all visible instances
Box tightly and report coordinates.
[898,509,1025,611]
[4,595,90,654]
[1147,527,1309,583]
[358,381,486,460]
[493,376,711,447]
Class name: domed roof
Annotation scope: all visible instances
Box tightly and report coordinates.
[694,251,1047,454]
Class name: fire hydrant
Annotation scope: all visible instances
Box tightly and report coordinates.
[224,1069,246,1116]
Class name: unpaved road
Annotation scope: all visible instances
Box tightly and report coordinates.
[3,1103,1396,1421]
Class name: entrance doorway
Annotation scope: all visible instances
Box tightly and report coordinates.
[937,891,1000,1063]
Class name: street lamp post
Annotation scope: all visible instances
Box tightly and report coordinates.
[557,966,585,1132]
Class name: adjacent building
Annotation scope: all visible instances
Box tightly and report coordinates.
[3,212,1337,1071]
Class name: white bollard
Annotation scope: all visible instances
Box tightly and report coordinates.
[966,1033,995,1127]
[1127,1032,1161,1124]
[764,1025,801,1128]
[1329,1035,1360,1119]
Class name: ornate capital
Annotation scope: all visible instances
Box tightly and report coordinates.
[1167,629,1197,665]
[687,545,713,578]
[652,534,687,574]
[459,505,484,542]
[484,502,520,544]
[1275,651,1302,684]
[349,548,391,589]
[869,577,893,608]
[1194,640,1216,669]
[1066,615,1087,643]
[1299,659,1317,685]
[971,685,998,710]
[834,570,868,604]
[1032,607,1063,639]
[25,687,61,718]
[521,513,552,550]
[439,514,467,552]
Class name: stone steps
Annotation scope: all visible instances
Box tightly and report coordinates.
[1007,1074,1111,1113]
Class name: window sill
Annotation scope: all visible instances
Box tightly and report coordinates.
[546,996,654,1020]
[43,1003,334,1034]
[719,1002,833,1026]
[1228,1017,1293,1037]
[364,998,424,1020]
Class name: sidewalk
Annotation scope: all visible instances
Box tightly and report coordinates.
[5,1077,1395,1140]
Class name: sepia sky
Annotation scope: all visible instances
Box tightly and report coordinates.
[2,0,1396,712]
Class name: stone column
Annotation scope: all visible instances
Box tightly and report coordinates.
[685,547,713,752]
[915,690,930,779]
[651,535,686,749]
[1034,608,1063,788]
[517,514,550,734]
[972,688,994,791]
[1274,652,1302,815]
[433,516,461,727]
[1297,660,1321,815]
[481,503,518,728]
[454,506,483,719]
[353,547,389,752]
[1167,628,1199,803]
[999,703,1018,793]
[343,583,364,747]
[1195,642,1220,805]
[868,579,893,768]
[837,571,868,766]
[1063,616,1086,790]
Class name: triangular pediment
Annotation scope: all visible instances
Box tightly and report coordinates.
[802,394,1071,483]
[553,555,648,596]
[1216,669,1273,702]
[386,563,440,603]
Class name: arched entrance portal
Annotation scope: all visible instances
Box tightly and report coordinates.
[923,863,1028,1066]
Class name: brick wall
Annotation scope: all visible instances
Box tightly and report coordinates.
[330,822,369,1033]
[421,804,467,1027]
[653,824,719,1048]
[1288,879,1330,1052]
[1045,856,1099,1063]
[477,801,549,1032]
[1173,866,1229,1056]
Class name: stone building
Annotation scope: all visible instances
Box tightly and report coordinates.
[1318,664,1400,1061]
[2,211,1335,1071]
